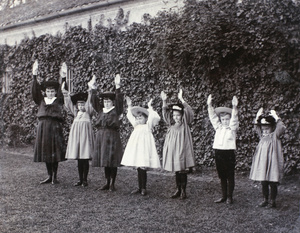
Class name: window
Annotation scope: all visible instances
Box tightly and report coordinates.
[2,67,12,93]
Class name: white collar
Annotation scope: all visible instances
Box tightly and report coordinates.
[103,106,115,113]
[44,97,57,105]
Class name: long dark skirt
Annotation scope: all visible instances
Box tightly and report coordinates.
[92,128,123,167]
[34,118,66,163]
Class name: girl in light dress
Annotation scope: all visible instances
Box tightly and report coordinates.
[121,97,161,196]
[62,82,95,187]
[250,108,285,208]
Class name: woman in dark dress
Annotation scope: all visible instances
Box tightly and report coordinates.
[89,74,124,191]
[31,60,66,184]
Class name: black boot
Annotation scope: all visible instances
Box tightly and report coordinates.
[82,160,89,187]
[52,162,59,184]
[215,178,227,203]
[140,169,147,196]
[100,167,111,190]
[180,173,187,200]
[259,181,269,207]
[109,167,117,192]
[74,160,83,186]
[269,182,278,208]
[40,162,52,184]
[171,172,181,198]
[227,177,235,204]
[131,168,142,194]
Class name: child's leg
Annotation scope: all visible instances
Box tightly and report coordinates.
[82,159,89,187]
[74,160,84,186]
[109,167,118,192]
[140,168,147,196]
[100,167,111,190]
[226,151,236,204]
[214,150,227,203]
[40,162,53,184]
[180,172,187,200]
[269,182,278,208]
[131,167,142,194]
[259,181,269,207]
[52,162,59,184]
[171,172,181,198]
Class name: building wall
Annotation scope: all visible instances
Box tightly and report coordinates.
[0,0,184,46]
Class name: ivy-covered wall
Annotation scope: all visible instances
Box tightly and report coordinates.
[1,0,300,174]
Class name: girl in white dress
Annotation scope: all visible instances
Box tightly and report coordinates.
[63,84,95,187]
[121,97,161,196]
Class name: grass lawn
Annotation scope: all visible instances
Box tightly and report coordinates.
[0,146,299,232]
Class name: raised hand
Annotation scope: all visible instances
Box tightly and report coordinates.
[178,89,184,102]
[270,110,279,121]
[32,60,38,75]
[115,74,121,88]
[88,75,97,90]
[60,62,67,78]
[232,96,238,107]
[255,107,264,122]
[125,96,132,106]
[161,91,167,101]
[147,98,153,108]
[61,82,68,97]
[207,94,212,106]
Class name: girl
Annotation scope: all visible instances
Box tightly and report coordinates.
[250,108,285,208]
[161,89,195,200]
[62,83,94,187]
[207,94,239,204]
[31,60,66,185]
[89,74,124,192]
[121,97,161,196]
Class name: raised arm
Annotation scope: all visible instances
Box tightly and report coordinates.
[147,99,161,129]
[161,91,172,125]
[114,74,124,115]
[270,110,286,138]
[88,75,103,113]
[178,89,194,124]
[31,60,43,104]
[229,96,239,130]
[207,94,221,130]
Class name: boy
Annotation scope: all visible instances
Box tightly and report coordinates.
[207,94,239,204]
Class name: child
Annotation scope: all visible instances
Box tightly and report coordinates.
[121,97,161,196]
[31,60,66,184]
[62,83,94,187]
[89,74,124,192]
[207,94,239,204]
[161,89,195,200]
[250,108,285,208]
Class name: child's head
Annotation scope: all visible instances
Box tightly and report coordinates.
[71,92,88,112]
[131,106,149,125]
[42,81,59,99]
[171,104,184,124]
[45,87,57,99]
[100,92,115,109]
[215,107,232,126]
[257,115,276,134]
[77,101,86,112]
[219,112,231,126]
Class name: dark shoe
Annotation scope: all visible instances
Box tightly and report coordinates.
[51,178,59,185]
[258,200,268,207]
[74,181,82,186]
[268,201,276,208]
[171,190,181,199]
[109,184,116,192]
[214,198,227,203]
[141,189,147,196]
[40,177,52,184]
[82,181,88,187]
[99,184,110,190]
[226,197,233,204]
[131,189,141,194]
[180,191,187,200]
